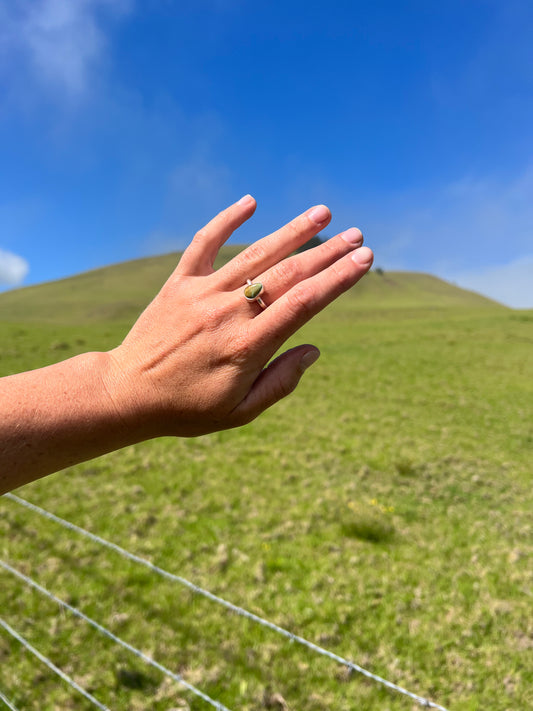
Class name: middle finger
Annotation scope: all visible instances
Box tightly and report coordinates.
[216,204,332,289]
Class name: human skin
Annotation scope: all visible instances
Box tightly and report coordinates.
[0,196,373,494]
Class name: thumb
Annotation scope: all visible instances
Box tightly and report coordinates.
[230,346,320,426]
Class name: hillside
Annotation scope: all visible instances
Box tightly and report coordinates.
[0,247,505,325]
[0,249,531,711]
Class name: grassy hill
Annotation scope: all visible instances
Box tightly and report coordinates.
[0,248,503,326]
[1,252,531,711]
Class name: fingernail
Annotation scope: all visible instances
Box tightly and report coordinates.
[308,205,330,225]
[300,349,320,371]
[352,246,374,266]
[238,194,254,205]
[340,227,363,246]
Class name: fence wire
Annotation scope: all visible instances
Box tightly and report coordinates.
[3,493,449,710]
[0,689,19,711]
[0,617,109,710]
[0,559,232,711]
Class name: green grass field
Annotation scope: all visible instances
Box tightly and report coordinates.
[0,255,532,710]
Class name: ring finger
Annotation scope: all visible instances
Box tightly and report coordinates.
[237,227,364,309]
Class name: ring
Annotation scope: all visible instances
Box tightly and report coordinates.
[244,279,266,308]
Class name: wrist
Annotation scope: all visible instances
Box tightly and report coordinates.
[102,346,165,443]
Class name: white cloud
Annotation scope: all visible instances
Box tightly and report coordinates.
[0,0,132,99]
[338,166,533,305]
[0,249,29,286]
[309,163,533,308]
[379,167,533,270]
[446,255,533,310]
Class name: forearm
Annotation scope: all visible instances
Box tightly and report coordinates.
[0,351,141,493]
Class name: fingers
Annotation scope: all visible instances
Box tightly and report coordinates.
[177,195,257,276]
[251,246,374,352]
[245,227,364,304]
[216,204,332,288]
[229,346,320,425]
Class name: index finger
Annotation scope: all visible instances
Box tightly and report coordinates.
[250,246,374,353]
[216,204,332,288]
[178,195,257,277]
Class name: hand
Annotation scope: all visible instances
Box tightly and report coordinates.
[107,195,373,438]
[0,195,373,492]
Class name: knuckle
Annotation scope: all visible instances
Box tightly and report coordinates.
[231,331,254,362]
[332,260,356,291]
[275,372,298,400]
[233,408,256,428]
[319,238,341,262]
[218,205,238,230]
[273,257,301,285]
[193,226,209,244]
[322,237,338,255]
[240,241,267,271]
[286,283,315,318]
[285,218,302,239]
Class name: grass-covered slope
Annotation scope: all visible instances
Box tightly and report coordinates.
[0,249,502,326]
[0,254,531,711]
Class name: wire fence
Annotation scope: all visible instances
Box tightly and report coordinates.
[0,616,110,711]
[0,557,232,711]
[0,688,19,711]
[1,493,450,710]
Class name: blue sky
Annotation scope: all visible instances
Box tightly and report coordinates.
[0,0,532,307]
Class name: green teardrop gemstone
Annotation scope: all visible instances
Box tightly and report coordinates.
[244,282,263,300]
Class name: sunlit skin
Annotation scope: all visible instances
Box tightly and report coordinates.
[0,196,373,494]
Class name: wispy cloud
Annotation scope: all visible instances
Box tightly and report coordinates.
[371,167,532,270]
[346,165,533,307]
[0,249,29,287]
[447,255,533,309]
[0,0,132,99]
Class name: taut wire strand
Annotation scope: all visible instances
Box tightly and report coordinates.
[4,493,449,710]
[0,617,109,711]
[0,689,19,711]
[0,560,232,711]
